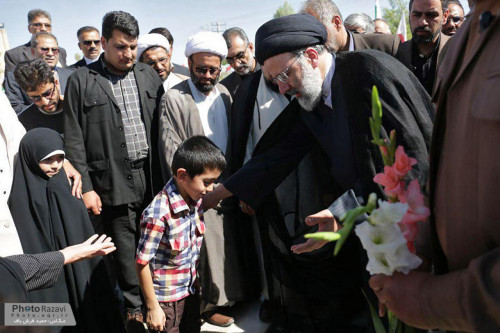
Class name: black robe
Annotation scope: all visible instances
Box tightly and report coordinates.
[224,50,434,330]
[8,128,124,333]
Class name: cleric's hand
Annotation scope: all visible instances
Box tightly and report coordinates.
[291,209,340,254]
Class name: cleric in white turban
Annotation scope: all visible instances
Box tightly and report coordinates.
[136,33,171,62]
[184,31,228,59]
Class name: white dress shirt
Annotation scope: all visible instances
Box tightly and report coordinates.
[187,79,229,154]
[321,53,336,109]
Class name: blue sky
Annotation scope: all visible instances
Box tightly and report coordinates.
[1,0,469,66]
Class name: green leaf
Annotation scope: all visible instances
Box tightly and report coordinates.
[372,86,382,121]
[362,289,387,333]
[388,311,399,333]
[304,231,341,242]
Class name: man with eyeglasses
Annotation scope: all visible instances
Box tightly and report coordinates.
[4,9,67,72]
[137,33,188,92]
[203,13,435,331]
[70,26,102,69]
[159,31,260,328]
[396,0,451,96]
[220,27,259,98]
[3,32,74,115]
[442,0,465,36]
[13,60,65,135]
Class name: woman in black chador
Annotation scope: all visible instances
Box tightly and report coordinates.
[8,128,124,332]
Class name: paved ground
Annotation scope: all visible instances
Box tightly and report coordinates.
[200,299,269,333]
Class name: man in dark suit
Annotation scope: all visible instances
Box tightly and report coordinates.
[396,0,450,95]
[204,14,434,331]
[63,11,163,329]
[301,0,400,55]
[149,27,190,77]
[3,32,73,115]
[220,27,259,98]
[4,9,67,72]
[70,26,101,69]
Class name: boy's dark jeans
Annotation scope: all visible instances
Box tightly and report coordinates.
[156,293,201,333]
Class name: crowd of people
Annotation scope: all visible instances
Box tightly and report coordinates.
[0,0,498,332]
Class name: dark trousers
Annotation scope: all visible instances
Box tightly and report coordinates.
[158,294,201,333]
[100,168,148,312]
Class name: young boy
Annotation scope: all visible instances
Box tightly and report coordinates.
[136,136,226,333]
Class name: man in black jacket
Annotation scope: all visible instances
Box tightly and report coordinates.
[63,11,163,328]
[70,26,101,69]
[204,14,434,332]
[4,9,67,72]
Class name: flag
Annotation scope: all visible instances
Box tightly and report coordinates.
[396,13,407,42]
[375,0,382,19]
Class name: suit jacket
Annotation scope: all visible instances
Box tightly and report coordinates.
[69,58,87,69]
[416,7,500,332]
[396,33,450,93]
[224,50,434,210]
[351,33,401,56]
[172,62,190,76]
[63,55,164,206]
[3,67,74,115]
[158,79,232,181]
[4,42,68,72]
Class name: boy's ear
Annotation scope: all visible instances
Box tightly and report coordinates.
[176,168,188,181]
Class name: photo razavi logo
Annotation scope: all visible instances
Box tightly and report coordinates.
[4,303,76,326]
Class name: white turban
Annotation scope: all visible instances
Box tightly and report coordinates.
[184,31,227,60]
[136,33,171,62]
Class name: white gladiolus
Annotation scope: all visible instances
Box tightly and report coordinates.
[368,200,408,226]
[355,221,422,275]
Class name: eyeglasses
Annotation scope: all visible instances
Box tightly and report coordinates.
[193,66,221,76]
[271,54,301,85]
[82,40,101,46]
[28,83,56,103]
[30,22,52,28]
[447,16,464,24]
[145,56,170,67]
[226,46,248,64]
[40,47,59,54]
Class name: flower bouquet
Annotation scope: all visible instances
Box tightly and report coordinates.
[305,86,430,333]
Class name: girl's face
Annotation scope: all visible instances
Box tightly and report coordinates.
[38,154,64,177]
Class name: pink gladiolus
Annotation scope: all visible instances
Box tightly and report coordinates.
[373,166,405,198]
[380,146,389,159]
[393,146,417,178]
[398,180,430,249]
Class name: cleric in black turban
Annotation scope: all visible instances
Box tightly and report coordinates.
[255,13,327,64]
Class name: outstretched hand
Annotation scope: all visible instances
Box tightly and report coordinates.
[291,209,340,254]
[60,234,116,264]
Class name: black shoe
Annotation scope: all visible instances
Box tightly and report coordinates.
[259,299,273,323]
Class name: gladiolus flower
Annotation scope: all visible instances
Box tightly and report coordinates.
[393,146,417,178]
[374,166,405,198]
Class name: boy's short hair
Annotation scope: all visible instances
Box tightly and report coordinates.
[102,11,139,40]
[14,59,54,93]
[171,136,226,178]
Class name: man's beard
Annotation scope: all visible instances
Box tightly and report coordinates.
[294,57,323,112]
[235,57,254,76]
[190,68,219,93]
[412,25,441,44]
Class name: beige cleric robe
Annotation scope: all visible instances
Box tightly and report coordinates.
[418,3,500,332]
[159,79,260,306]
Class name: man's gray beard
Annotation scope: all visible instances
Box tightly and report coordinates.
[295,57,323,112]
[236,57,254,76]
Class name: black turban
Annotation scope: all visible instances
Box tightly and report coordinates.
[255,13,327,64]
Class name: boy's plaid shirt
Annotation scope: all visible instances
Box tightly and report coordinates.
[136,178,205,302]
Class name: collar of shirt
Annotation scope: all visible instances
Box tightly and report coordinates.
[101,56,134,78]
[348,31,355,51]
[187,78,220,104]
[84,56,99,65]
[321,53,335,109]
[165,178,201,215]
